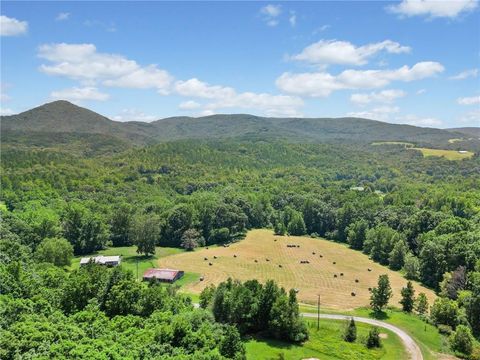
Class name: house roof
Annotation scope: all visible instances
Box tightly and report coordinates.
[143,268,181,280]
[80,255,121,265]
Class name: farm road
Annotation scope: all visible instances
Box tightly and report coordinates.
[302,313,423,360]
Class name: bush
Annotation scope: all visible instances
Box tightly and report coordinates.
[450,325,474,357]
[365,327,381,349]
[438,324,453,335]
[35,237,73,266]
[343,318,357,342]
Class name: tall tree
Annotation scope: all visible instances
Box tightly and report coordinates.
[400,281,415,313]
[131,216,159,256]
[370,274,392,313]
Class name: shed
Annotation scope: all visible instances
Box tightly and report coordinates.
[143,268,184,283]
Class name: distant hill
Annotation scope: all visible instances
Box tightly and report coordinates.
[448,127,480,137]
[1,101,477,151]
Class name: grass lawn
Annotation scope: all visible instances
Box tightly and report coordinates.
[245,319,406,360]
[412,148,474,160]
[70,246,199,285]
[298,305,451,360]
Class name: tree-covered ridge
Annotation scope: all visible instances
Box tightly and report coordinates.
[2,101,478,151]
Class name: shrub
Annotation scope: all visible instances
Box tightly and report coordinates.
[343,318,357,342]
[450,325,474,357]
[365,326,381,348]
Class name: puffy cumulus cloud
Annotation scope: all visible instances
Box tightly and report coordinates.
[449,69,478,80]
[175,78,303,117]
[260,4,282,26]
[350,89,406,105]
[175,78,236,99]
[178,100,202,110]
[103,65,172,92]
[111,108,158,122]
[55,12,70,21]
[276,61,444,97]
[0,15,28,36]
[388,0,478,18]
[457,95,480,105]
[50,87,110,103]
[291,39,410,66]
[38,43,172,92]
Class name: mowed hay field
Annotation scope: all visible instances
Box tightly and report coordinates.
[160,229,436,310]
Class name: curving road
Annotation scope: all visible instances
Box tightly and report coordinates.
[301,313,423,360]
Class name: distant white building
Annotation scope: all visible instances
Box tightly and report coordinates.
[458,150,468,154]
[80,255,121,267]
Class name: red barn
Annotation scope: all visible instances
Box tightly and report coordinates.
[143,268,184,283]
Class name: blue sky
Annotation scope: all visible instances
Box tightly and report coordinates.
[1,1,479,128]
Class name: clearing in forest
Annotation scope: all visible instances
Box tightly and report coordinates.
[159,229,436,310]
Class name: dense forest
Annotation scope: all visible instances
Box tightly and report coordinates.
[1,102,480,358]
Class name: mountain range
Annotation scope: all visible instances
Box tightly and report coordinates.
[1,101,478,151]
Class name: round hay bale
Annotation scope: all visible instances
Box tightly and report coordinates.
[204,257,208,261]
[209,262,213,266]
[340,273,344,276]
[233,254,237,258]
[334,274,338,278]
[351,292,356,297]
[355,279,359,283]
[368,268,372,272]
[213,256,217,259]
[254,259,258,263]
[333,261,336,265]
[200,276,204,281]
[279,264,283,268]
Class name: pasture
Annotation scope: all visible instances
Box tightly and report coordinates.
[412,147,474,160]
[159,229,436,310]
[245,318,406,360]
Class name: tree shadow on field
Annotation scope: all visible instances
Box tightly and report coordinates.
[369,310,389,320]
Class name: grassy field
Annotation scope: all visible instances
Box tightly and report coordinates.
[299,305,451,360]
[70,246,199,283]
[412,147,474,160]
[371,141,414,147]
[159,229,436,309]
[245,318,406,360]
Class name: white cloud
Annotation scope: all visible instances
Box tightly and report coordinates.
[261,4,282,17]
[348,107,442,127]
[175,78,236,99]
[348,106,400,121]
[179,100,201,110]
[289,11,297,27]
[416,88,427,95]
[276,61,444,97]
[0,83,11,102]
[313,25,330,34]
[292,39,411,66]
[104,65,173,91]
[350,89,406,105]
[50,87,110,102]
[112,109,157,122]
[389,0,478,18]
[458,109,480,125]
[38,43,172,92]
[0,15,28,36]
[0,107,15,115]
[56,12,70,21]
[395,114,443,127]
[457,95,480,105]
[449,68,478,80]
[260,4,282,26]
[175,78,303,117]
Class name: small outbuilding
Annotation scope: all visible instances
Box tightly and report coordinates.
[143,268,184,283]
[80,255,121,267]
